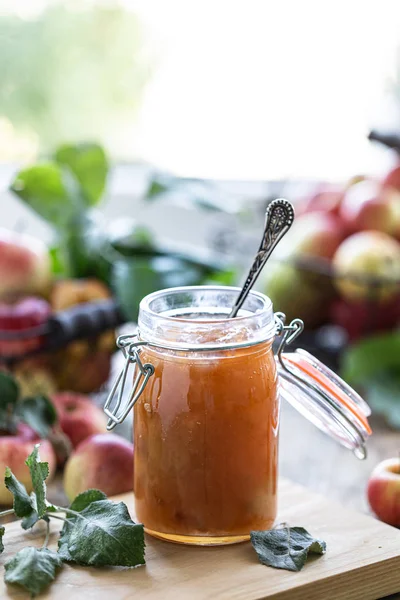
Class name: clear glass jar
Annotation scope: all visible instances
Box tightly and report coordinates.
[135,286,278,545]
[104,285,371,547]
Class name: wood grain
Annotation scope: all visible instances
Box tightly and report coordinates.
[1,477,400,599]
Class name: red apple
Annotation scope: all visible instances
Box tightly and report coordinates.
[367,458,400,526]
[0,228,52,301]
[0,297,51,357]
[274,212,344,261]
[300,184,344,217]
[63,433,134,500]
[331,296,400,341]
[51,392,107,448]
[339,179,400,235]
[259,212,342,328]
[382,164,400,191]
[333,231,400,303]
[0,424,56,505]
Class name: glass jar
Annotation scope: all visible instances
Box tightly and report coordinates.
[104,286,371,546]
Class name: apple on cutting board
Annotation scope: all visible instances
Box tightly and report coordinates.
[367,459,400,527]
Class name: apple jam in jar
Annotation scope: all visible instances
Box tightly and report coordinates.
[104,285,372,546]
[133,286,278,545]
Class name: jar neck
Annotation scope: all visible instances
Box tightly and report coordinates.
[138,286,275,350]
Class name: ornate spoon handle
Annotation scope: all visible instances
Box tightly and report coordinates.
[229,198,295,318]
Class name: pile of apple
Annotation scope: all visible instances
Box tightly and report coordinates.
[0,389,134,505]
[0,226,115,394]
[261,165,400,339]
[0,226,134,506]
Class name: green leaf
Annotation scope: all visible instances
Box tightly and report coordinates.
[341,332,400,384]
[110,225,155,255]
[0,526,4,553]
[0,372,20,433]
[58,499,145,567]
[55,143,108,206]
[4,547,63,597]
[69,489,107,512]
[25,446,49,518]
[146,178,170,199]
[0,372,19,404]
[57,489,107,561]
[58,212,112,282]
[112,255,207,322]
[10,163,76,228]
[21,511,41,531]
[17,396,58,439]
[364,372,400,429]
[4,467,36,519]
[204,267,238,286]
[250,526,326,572]
[49,245,67,276]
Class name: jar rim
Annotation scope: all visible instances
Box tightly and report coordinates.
[138,285,275,349]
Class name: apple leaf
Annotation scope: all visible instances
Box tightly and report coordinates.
[57,489,108,561]
[17,396,58,439]
[4,547,63,597]
[4,467,36,519]
[25,446,49,519]
[58,499,145,567]
[250,526,326,572]
[0,526,5,553]
[69,489,107,513]
[54,143,109,206]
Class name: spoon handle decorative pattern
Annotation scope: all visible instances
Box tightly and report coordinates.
[229,198,295,318]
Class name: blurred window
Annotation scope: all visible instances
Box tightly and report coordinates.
[1,0,400,180]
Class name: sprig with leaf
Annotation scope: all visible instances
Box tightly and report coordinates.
[0,445,145,597]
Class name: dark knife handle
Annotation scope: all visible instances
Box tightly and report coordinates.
[47,299,125,350]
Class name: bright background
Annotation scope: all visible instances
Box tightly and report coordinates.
[1,0,400,180]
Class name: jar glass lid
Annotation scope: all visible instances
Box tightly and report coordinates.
[276,348,371,459]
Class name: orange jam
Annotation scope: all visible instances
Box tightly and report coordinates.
[134,325,279,545]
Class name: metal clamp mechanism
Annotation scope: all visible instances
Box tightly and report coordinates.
[274,312,367,459]
[274,312,304,353]
[104,334,154,430]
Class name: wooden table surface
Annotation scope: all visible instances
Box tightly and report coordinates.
[40,399,399,599]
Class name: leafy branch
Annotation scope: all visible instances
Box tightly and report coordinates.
[0,445,145,597]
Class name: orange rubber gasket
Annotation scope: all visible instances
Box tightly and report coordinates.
[284,354,372,435]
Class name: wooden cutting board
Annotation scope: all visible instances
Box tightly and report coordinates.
[1,478,400,600]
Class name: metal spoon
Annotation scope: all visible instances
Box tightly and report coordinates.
[229,198,295,318]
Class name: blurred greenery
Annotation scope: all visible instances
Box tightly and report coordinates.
[10,141,234,321]
[341,332,400,428]
[0,2,151,156]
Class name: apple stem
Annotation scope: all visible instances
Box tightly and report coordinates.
[57,507,84,519]
[0,508,15,519]
[47,514,69,523]
[42,520,50,549]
